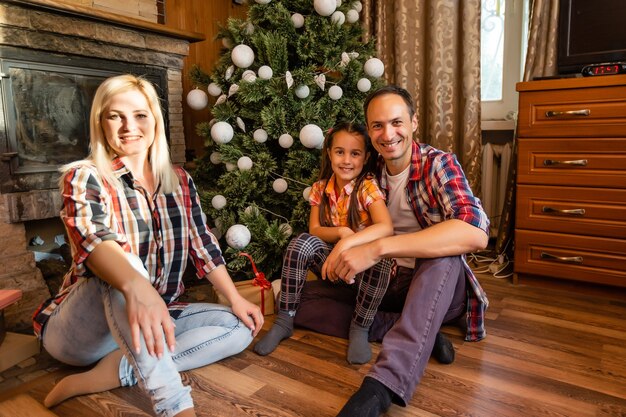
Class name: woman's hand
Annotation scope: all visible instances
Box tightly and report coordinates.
[86,242,177,359]
[230,296,264,337]
[205,265,264,337]
[122,277,176,358]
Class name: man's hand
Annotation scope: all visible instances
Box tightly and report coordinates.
[321,239,350,282]
[334,242,380,284]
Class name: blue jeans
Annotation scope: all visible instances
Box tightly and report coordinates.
[42,277,253,417]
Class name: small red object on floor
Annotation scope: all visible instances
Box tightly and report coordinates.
[0,289,22,310]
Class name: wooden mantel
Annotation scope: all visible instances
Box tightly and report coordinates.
[5,0,206,42]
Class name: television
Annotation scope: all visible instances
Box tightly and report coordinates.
[558,0,626,74]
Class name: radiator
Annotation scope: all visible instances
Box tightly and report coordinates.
[481,142,512,237]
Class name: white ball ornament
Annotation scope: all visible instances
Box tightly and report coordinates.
[186,89,208,110]
[245,22,255,35]
[221,37,233,49]
[346,9,360,23]
[336,0,342,6]
[352,1,363,12]
[331,11,345,26]
[273,178,288,193]
[328,85,343,100]
[237,156,253,171]
[211,122,234,144]
[209,151,222,164]
[279,133,294,148]
[299,124,325,149]
[244,205,260,216]
[231,44,255,69]
[364,58,385,78]
[253,128,268,143]
[211,195,227,210]
[279,223,293,238]
[258,65,273,80]
[242,70,257,83]
[303,186,312,201]
[357,78,372,92]
[254,0,271,4]
[210,227,222,240]
[225,162,236,172]
[295,85,310,99]
[291,13,305,28]
[207,82,222,97]
[314,0,337,16]
[225,224,251,250]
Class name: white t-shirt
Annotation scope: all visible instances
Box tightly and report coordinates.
[384,164,420,268]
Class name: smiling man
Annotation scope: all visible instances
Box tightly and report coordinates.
[332,85,491,417]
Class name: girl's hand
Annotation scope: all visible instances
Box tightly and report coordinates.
[123,277,176,358]
[230,296,264,337]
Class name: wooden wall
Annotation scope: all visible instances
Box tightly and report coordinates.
[53,0,160,22]
[164,0,248,161]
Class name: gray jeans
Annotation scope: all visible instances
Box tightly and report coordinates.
[42,277,253,417]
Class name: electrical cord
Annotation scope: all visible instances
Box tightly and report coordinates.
[468,237,513,279]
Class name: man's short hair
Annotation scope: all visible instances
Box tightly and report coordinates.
[363,85,416,122]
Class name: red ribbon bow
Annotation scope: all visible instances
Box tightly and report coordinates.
[239,252,272,313]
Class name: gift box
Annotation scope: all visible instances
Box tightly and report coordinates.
[215,253,275,315]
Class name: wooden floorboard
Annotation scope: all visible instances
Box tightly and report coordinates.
[1,274,626,416]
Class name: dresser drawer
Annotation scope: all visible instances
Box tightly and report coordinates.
[517,83,626,137]
[514,230,626,287]
[516,185,626,238]
[517,138,626,188]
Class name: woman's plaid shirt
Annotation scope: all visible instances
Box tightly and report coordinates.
[33,158,224,338]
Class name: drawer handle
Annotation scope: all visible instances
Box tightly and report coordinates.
[543,159,588,167]
[542,206,586,216]
[540,252,583,264]
[545,109,591,117]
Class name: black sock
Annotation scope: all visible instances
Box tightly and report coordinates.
[432,332,455,364]
[337,377,392,417]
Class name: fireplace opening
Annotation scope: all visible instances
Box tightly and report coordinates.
[1,46,169,194]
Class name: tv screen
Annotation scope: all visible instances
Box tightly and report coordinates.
[558,0,626,74]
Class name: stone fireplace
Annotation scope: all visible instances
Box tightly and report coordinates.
[0,0,203,330]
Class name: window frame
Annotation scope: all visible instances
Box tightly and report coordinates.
[481,0,529,124]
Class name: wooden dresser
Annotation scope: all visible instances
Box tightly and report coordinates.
[514,75,626,287]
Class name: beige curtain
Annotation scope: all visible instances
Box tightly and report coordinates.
[523,0,559,81]
[495,0,559,254]
[361,0,483,194]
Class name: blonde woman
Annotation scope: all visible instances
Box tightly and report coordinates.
[33,74,263,417]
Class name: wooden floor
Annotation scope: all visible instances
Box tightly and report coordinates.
[1,274,626,417]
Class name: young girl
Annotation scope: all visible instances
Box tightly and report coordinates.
[254,122,394,364]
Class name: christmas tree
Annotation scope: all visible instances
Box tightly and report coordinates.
[188,0,384,279]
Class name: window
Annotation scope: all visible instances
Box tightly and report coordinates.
[481,0,529,123]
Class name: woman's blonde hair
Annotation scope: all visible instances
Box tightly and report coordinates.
[60,74,179,193]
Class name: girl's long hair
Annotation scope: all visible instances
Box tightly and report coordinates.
[59,74,179,193]
[317,122,377,230]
